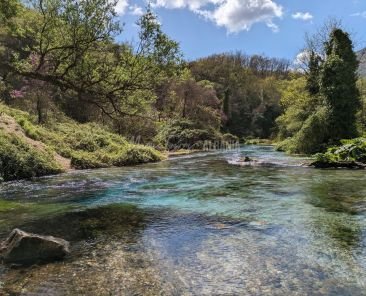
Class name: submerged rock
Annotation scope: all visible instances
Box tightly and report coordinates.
[310,160,366,169]
[0,228,70,265]
[243,156,252,162]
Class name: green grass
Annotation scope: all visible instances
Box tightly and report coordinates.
[0,104,164,177]
[0,130,63,181]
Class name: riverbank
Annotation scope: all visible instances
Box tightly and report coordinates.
[0,104,245,182]
[0,104,163,181]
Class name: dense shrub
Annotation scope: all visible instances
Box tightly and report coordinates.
[276,107,329,154]
[222,133,239,143]
[71,145,163,169]
[112,145,163,166]
[70,151,110,169]
[315,138,366,164]
[0,104,163,171]
[0,131,62,181]
[245,138,273,145]
[155,119,222,150]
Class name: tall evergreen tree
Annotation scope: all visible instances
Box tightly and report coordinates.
[320,28,360,141]
[306,51,321,96]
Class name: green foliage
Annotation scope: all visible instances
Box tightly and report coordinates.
[112,145,163,166]
[157,76,222,131]
[306,51,322,96]
[0,105,43,140]
[70,144,163,169]
[39,123,163,169]
[155,119,222,150]
[0,130,62,181]
[277,28,360,155]
[320,29,360,141]
[245,138,273,145]
[70,151,109,170]
[0,103,164,172]
[277,107,329,154]
[276,77,325,153]
[315,138,366,164]
[0,0,19,24]
[190,53,287,138]
[222,133,239,143]
[0,1,183,122]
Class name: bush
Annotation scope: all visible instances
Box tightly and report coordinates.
[315,138,366,164]
[112,145,163,166]
[70,151,110,169]
[155,119,222,150]
[276,107,329,154]
[245,138,273,145]
[222,133,239,143]
[71,145,163,169]
[0,131,63,181]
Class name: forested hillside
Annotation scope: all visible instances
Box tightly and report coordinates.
[1,0,366,180]
[189,53,291,138]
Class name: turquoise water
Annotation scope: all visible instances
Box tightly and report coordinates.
[0,146,365,295]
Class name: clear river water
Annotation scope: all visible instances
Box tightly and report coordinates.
[0,145,365,295]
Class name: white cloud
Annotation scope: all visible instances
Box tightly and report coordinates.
[351,11,366,18]
[129,4,144,16]
[292,12,313,21]
[113,0,129,15]
[152,0,283,33]
[294,50,310,66]
[152,0,223,10]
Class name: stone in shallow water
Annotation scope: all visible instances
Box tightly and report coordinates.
[0,228,70,265]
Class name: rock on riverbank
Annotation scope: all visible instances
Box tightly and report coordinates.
[0,229,70,265]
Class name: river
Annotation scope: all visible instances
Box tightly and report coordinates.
[0,145,365,295]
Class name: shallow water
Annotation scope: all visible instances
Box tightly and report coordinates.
[0,146,365,295]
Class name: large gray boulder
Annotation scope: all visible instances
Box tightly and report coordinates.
[0,228,70,265]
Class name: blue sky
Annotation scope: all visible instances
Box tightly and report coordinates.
[115,0,366,62]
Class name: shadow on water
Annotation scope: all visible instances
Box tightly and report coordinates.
[0,204,269,295]
[305,178,366,249]
[0,204,165,295]
[16,204,147,242]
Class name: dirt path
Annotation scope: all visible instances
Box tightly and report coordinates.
[0,114,71,171]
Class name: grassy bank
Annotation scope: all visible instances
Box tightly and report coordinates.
[0,104,164,181]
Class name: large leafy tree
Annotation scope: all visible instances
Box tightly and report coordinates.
[320,28,360,141]
[0,0,182,120]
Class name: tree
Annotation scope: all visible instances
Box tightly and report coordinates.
[277,27,360,154]
[0,1,182,121]
[155,69,222,130]
[189,52,289,137]
[276,76,329,154]
[306,51,321,96]
[0,0,19,24]
[320,28,360,141]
